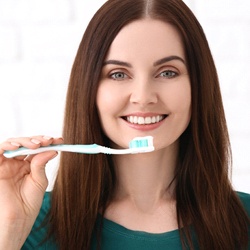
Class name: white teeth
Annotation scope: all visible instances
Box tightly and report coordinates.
[126,115,165,125]
[138,117,144,124]
[145,117,151,124]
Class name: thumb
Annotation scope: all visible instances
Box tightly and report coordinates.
[29,151,58,191]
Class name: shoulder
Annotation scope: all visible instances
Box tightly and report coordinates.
[236,191,250,216]
[21,192,57,249]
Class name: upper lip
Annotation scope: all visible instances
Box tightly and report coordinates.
[122,112,167,117]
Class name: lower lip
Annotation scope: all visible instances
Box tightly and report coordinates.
[123,117,167,131]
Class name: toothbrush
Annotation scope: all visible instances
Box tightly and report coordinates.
[3,136,154,158]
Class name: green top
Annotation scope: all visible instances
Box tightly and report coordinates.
[22,192,250,250]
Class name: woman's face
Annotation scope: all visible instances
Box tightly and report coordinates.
[96,19,191,151]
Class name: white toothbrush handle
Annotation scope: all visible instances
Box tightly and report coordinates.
[3,144,101,158]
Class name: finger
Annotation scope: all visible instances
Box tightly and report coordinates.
[0,141,21,154]
[14,136,62,147]
[29,136,63,146]
[6,136,55,149]
[6,137,42,149]
[0,139,40,161]
[51,137,64,145]
[32,136,54,147]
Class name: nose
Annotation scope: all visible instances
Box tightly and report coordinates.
[129,78,158,106]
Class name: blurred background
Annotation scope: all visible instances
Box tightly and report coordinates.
[0,0,249,192]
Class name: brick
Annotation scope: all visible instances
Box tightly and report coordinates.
[0,0,71,24]
[233,174,250,193]
[202,23,250,60]
[20,23,83,61]
[73,0,106,23]
[0,26,20,61]
[0,61,70,93]
[0,61,68,142]
[194,0,250,22]
[217,61,250,99]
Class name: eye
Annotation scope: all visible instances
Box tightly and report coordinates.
[110,72,128,81]
[158,70,178,79]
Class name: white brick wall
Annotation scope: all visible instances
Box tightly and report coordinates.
[0,0,249,192]
[190,0,250,193]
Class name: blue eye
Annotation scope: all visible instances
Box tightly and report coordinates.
[159,70,177,78]
[110,72,128,80]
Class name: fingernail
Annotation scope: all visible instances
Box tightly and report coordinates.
[11,142,21,147]
[55,137,64,141]
[31,139,41,145]
[43,136,52,140]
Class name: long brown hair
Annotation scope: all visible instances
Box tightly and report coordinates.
[49,0,249,249]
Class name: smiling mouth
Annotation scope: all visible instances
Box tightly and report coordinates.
[123,115,168,125]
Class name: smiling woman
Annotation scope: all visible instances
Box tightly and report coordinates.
[0,0,249,250]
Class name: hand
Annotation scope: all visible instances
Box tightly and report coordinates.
[0,136,63,249]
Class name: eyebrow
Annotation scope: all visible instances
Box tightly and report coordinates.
[103,55,186,68]
[153,55,186,66]
[103,60,132,67]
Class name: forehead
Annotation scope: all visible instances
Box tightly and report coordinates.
[106,18,185,60]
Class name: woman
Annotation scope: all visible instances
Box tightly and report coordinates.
[0,0,249,249]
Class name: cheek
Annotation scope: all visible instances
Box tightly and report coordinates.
[166,81,191,113]
[96,87,112,134]
[96,84,125,116]
[96,85,113,113]
[176,84,191,125]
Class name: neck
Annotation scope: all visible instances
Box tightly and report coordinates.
[112,142,178,211]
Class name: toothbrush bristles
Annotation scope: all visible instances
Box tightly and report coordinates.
[129,136,154,148]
